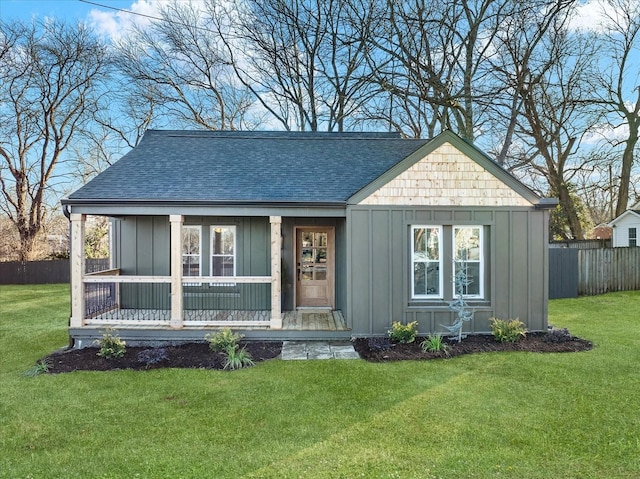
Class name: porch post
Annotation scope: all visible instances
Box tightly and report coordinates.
[70,213,86,327]
[270,216,282,329]
[170,215,184,329]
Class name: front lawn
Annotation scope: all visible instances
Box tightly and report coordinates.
[1,284,639,478]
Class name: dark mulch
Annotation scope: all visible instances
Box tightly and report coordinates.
[44,341,282,374]
[354,331,593,362]
[41,329,592,373]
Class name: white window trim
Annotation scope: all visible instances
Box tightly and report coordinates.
[182,225,202,285]
[452,226,484,299]
[411,225,443,299]
[210,225,236,285]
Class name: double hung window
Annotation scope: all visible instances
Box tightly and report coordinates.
[629,228,637,247]
[182,225,201,283]
[411,226,442,298]
[411,225,485,300]
[453,226,483,298]
[181,225,236,285]
[211,226,236,282]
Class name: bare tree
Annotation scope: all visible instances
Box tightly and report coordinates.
[588,0,640,216]
[115,0,255,131]
[495,11,600,239]
[0,19,108,260]
[364,0,542,140]
[223,0,375,131]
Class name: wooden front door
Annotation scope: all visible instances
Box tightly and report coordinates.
[296,227,334,308]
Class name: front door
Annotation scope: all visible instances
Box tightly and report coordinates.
[296,227,334,308]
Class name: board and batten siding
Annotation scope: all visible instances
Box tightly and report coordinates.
[346,138,548,336]
[112,216,271,310]
[346,206,550,336]
[114,216,271,276]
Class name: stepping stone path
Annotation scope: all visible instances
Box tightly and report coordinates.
[281,341,360,360]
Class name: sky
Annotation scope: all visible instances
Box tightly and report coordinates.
[0,0,615,38]
[0,0,164,38]
[0,0,631,143]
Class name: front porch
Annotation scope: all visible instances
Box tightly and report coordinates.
[70,214,287,330]
[67,212,352,346]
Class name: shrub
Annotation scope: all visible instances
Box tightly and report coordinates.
[96,329,126,359]
[544,327,574,343]
[421,334,450,354]
[388,321,418,344]
[490,318,527,343]
[367,337,392,351]
[223,345,255,370]
[206,328,244,352]
[137,348,169,366]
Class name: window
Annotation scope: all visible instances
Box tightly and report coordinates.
[411,225,486,301]
[211,226,235,279]
[182,225,201,279]
[630,228,637,247]
[411,226,442,298]
[453,226,483,298]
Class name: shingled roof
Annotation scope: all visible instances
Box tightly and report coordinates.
[67,130,430,205]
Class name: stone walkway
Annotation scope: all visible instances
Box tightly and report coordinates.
[281,340,360,360]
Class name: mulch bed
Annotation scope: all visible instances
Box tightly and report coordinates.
[40,330,592,373]
[353,331,593,362]
[44,341,282,374]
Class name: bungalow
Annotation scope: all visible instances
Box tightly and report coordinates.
[609,200,640,247]
[62,130,555,347]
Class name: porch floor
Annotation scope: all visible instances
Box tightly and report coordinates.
[283,310,347,331]
[86,309,348,331]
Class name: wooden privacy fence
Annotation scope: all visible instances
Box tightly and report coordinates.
[578,248,640,296]
[0,258,109,285]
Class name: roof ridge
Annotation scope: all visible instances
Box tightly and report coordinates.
[145,129,413,140]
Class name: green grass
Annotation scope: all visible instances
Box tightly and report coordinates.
[1,285,639,478]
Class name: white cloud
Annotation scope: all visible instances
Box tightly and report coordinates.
[568,0,608,32]
[88,0,168,41]
[583,122,630,146]
[568,0,634,33]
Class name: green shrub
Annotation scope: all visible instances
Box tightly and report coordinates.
[388,321,418,344]
[206,328,244,352]
[95,329,126,359]
[489,318,527,343]
[421,334,450,354]
[223,345,255,370]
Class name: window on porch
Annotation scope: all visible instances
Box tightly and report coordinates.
[211,225,235,279]
[182,225,201,279]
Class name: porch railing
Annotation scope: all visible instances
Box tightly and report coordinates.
[82,272,271,327]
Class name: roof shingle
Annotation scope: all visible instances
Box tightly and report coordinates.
[69,130,429,204]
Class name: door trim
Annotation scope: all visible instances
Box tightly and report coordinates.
[294,226,335,309]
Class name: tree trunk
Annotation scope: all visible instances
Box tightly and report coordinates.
[18,226,40,261]
[615,118,638,217]
[555,180,584,240]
